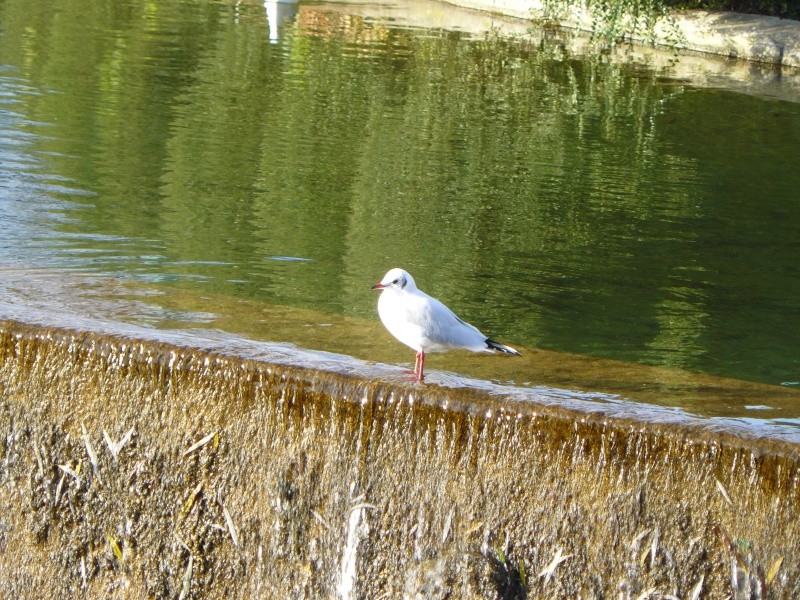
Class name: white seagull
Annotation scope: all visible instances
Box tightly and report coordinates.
[371,268,520,381]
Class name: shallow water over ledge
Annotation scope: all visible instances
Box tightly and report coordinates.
[1,308,799,444]
[3,266,800,439]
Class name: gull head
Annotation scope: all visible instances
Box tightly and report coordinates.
[371,268,416,292]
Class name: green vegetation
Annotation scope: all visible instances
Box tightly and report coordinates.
[540,0,798,47]
[585,0,680,45]
[668,0,800,20]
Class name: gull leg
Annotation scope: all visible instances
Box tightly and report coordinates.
[416,351,425,382]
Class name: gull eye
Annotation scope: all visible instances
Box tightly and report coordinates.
[392,279,399,285]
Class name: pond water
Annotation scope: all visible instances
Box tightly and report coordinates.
[1,0,800,421]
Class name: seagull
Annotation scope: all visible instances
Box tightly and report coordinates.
[371,268,520,381]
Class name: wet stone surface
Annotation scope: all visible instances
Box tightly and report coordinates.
[0,320,798,598]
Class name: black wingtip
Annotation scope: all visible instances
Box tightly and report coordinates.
[486,338,521,356]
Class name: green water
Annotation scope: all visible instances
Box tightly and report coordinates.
[2,0,800,391]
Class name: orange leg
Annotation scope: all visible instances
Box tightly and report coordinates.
[414,351,425,382]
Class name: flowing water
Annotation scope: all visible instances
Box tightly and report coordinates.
[1,320,798,597]
[1,0,800,426]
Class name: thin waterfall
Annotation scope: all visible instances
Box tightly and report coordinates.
[0,320,797,598]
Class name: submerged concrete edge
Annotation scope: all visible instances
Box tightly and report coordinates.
[2,317,798,454]
[441,0,800,68]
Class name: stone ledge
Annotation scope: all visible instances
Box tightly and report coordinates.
[1,319,799,597]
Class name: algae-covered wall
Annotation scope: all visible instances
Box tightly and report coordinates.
[0,320,798,598]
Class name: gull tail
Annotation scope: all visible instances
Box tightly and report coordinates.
[486,338,521,356]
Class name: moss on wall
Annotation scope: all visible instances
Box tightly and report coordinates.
[0,320,797,598]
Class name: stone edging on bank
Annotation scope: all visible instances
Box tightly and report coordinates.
[442,0,800,68]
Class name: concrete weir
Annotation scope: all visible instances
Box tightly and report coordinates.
[0,320,798,598]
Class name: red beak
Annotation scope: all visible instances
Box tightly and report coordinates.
[371,282,386,290]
